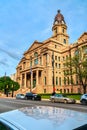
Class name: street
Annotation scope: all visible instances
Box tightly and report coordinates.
[0,98,87,113]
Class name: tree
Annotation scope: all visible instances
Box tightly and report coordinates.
[0,76,20,96]
[64,47,87,94]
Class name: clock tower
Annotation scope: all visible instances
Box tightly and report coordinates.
[52,10,69,45]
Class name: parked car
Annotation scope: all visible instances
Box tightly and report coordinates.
[50,94,76,104]
[16,93,25,100]
[25,92,41,101]
[80,94,87,105]
[0,106,87,130]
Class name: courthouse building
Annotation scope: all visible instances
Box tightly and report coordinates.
[16,10,87,94]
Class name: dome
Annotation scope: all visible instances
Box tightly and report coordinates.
[54,10,66,24]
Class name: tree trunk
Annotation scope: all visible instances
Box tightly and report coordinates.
[83,84,86,94]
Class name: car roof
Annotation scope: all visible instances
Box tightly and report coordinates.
[0,106,87,130]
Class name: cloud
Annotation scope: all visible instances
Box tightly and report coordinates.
[0,59,9,66]
[0,47,21,60]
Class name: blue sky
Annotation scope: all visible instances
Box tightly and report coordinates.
[0,0,87,77]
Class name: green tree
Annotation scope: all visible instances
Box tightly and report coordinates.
[64,48,87,94]
[0,76,20,96]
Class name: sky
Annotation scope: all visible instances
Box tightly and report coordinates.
[0,0,87,77]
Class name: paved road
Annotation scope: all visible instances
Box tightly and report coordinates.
[0,98,87,113]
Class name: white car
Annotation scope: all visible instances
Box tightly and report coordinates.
[50,94,76,104]
[80,94,87,105]
[0,106,87,130]
[16,93,25,99]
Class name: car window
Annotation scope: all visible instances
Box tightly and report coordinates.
[0,122,13,130]
[55,94,61,97]
[20,94,24,96]
[26,93,32,96]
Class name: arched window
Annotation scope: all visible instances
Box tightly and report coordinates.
[34,52,38,57]
[64,39,66,44]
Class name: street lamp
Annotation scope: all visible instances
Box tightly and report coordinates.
[52,51,55,94]
[6,85,8,97]
[12,84,14,97]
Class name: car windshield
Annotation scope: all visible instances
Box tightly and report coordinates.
[20,94,24,96]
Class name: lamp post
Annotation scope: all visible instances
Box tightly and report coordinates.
[12,84,14,97]
[52,51,55,93]
[6,85,8,97]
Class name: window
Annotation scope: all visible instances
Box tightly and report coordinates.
[34,52,38,65]
[23,62,26,69]
[55,45,57,48]
[67,77,69,85]
[44,77,46,85]
[59,64,61,69]
[66,55,68,60]
[30,56,32,67]
[34,52,38,57]
[56,77,58,85]
[34,59,38,65]
[44,89,46,93]
[55,63,57,68]
[59,77,61,86]
[64,77,66,85]
[62,28,64,33]
[55,56,57,60]
[64,39,66,44]
[30,61,32,66]
[40,57,42,65]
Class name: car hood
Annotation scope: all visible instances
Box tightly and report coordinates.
[0,106,87,130]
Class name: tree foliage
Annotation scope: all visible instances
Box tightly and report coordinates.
[0,76,20,93]
[64,48,87,93]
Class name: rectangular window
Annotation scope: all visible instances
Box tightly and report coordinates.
[55,63,57,68]
[64,77,66,85]
[44,77,46,85]
[55,56,57,60]
[56,77,58,85]
[59,64,61,69]
[59,77,61,86]
[67,77,69,85]
[34,58,38,65]
[30,61,32,66]
[40,57,42,65]
[55,45,57,48]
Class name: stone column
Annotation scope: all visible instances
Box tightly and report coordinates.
[41,55,43,65]
[24,73,26,88]
[31,71,33,91]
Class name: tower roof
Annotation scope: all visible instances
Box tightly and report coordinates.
[54,10,66,24]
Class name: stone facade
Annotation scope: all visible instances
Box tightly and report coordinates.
[16,10,87,94]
